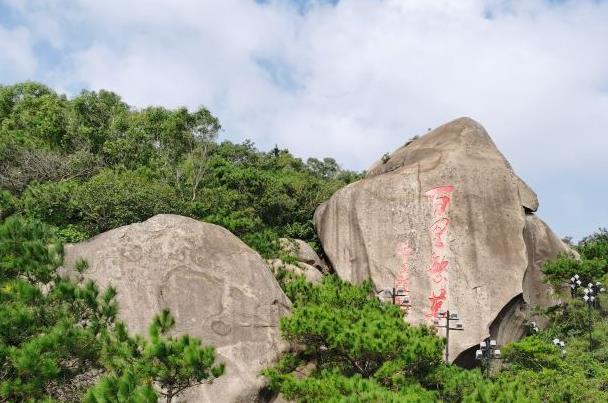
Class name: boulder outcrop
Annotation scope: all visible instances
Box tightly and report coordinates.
[267,258,323,284]
[314,117,570,363]
[62,214,290,402]
[278,238,328,272]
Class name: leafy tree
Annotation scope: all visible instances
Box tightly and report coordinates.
[264,276,444,400]
[280,276,443,379]
[68,89,129,154]
[83,369,158,403]
[19,180,80,228]
[498,336,608,402]
[0,82,68,149]
[71,169,186,234]
[2,82,360,258]
[468,231,608,402]
[542,228,608,287]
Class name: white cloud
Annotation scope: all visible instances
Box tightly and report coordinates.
[0,25,37,79]
[1,0,607,239]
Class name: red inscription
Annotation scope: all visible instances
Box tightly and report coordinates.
[424,185,454,320]
[428,288,447,317]
[428,253,449,284]
[394,241,412,305]
[425,186,455,216]
[429,218,450,248]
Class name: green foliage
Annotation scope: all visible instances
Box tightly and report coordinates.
[0,216,223,401]
[1,82,360,257]
[265,276,546,402]
[499,342,608,402]
[0,216,63,284]
[264,276,444,400]
[19,170,186,236]
[0,190,16,220]
[0,216,115,401]
[88,310,224,403]
[0,82,69,149]
[19,180,80,227]
[72,169,186,234]
[543,256,607,288]
[496,289,608,401]
[84,369,158,403]
[265,369,438,402]
[477,231,608,402]
[501,336,564,371]
[542,228,608,287]
[279,282,444,379]
[56,224,89,243]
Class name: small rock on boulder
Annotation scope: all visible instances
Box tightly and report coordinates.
[267,258,323,284]
[278,238,328,272]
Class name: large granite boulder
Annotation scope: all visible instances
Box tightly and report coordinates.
[62,214,291,402]
[314,117,570,363]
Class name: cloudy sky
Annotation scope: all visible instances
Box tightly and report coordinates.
[1,0,607,240]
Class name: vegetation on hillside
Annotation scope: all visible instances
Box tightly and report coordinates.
[0,82,360,257]
[2,81,608,402]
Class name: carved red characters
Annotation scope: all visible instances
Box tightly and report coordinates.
[394,241,412,305]
[424,185,454,318]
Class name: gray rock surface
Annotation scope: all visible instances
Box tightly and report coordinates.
[62,214,291,402]
[487,215,574,360]
[278,238,327,272]
[314,117,570,363]
[522,214,575,310]
[517,176,539,212]
[267,259,323,284]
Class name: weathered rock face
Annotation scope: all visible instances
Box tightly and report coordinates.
[278,238,328,272]
[267,258,323,284]
[62,214,290,402]
[314,117,570,363]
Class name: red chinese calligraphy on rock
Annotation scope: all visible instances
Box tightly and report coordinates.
[426,186,454,215]
[428,288,447,317]
[424,185,454,319]
[394,241,412,305]
[429,218,450,248]
[428,253,449,283]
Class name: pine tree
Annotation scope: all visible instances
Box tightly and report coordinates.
[0,216,224,402]
[263,275,542,402]
[87,310,224,403]
[0,216,117,401]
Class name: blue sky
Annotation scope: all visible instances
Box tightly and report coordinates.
[1,0,607,241]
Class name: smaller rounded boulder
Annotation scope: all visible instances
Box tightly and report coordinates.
[62,214,291,402]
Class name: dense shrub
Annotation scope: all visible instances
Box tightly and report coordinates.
[542,228,608,287]
[73,169,187,234]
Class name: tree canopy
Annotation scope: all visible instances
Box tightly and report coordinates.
[1,82,361,256]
